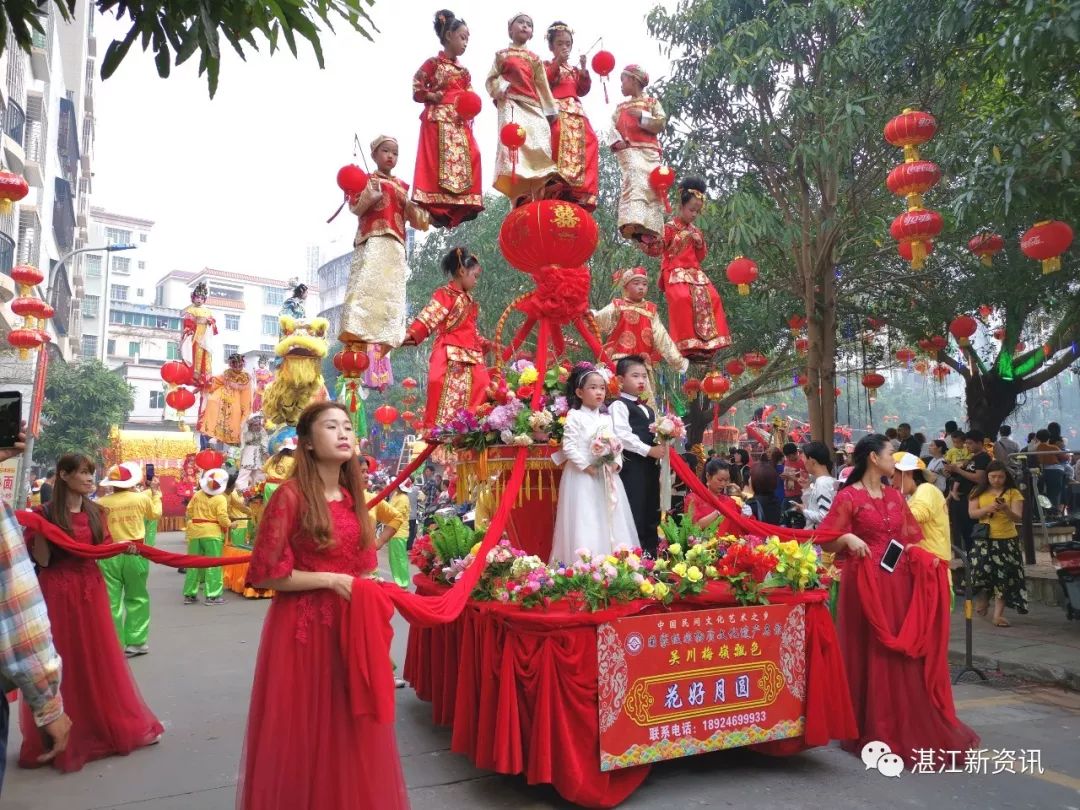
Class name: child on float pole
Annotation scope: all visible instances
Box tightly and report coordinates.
[183,468,232,605]
[609,355,665,556]
[97,462,162,656]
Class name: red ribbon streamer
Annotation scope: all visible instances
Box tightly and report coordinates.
[367,441,438,508]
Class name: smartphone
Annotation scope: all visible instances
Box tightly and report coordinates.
[145,463,155,483]
[880,539,904,573]
[0,391,22,448]
[994,496,1005,505]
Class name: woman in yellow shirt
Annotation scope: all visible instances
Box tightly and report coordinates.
[892,452,953,605]
[968,460,1026,627]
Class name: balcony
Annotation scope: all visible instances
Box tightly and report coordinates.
[23,120,44,188]
[2,99,25,173]
[52,177,75,253]
[16,223,38,269]
[77,193,88,226]
[84,59,95,113]
[0,231,14,275]
[56,97,79,187]
[30,30,50,82]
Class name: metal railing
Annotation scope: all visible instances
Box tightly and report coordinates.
[24,120,43,164]
[0,232,14,275]
[4,99,24,145]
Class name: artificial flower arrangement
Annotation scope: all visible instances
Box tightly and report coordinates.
[650,412,686,444]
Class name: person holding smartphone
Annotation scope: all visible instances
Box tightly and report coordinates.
[967,461,1026,627]
[816,434,978,766]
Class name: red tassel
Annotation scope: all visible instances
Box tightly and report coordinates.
[510,147,518,186]
[602,78,609,104]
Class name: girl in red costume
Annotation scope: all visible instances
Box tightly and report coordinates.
[411,9,484,228]
[21,453,162,773]
[238,402,405,810]
[817,434,979,765]
[544,21,598,210]
[402,247,490,428]
[640,176,731,360]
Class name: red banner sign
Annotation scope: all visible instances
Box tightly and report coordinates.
[597,602,807,770]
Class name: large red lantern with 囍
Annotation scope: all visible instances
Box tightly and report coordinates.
[374,404,399,430]
[701,371,730,401]
[968,233,1004,267]
[884,109,938,162]
[886,160,941,208]
[949,314,978,347]
[726,256,758,295]
[724,358,745,378]
[160,360,194,387]
[165,386,196,414]
[454,90,482,121]
[195,449,226,471]
[649,166,677,213]
[743,351,768,375]
[894,347,916,364]
[591,49,616,101]
[682,377,702,397]
[336,164,368,197]
[0,170,29,214]
[1020,220,1073,274]
[332,347,370,378]
[861,372,886,392]
[498,199,599,274]
[890,209,943,269]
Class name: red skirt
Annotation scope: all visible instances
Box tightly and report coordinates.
[236,590,408,810]
[664,280,732,357]
[422,344,490,428]
[550,112,598,210]
[412,110,484,228]
[19,557,163,772]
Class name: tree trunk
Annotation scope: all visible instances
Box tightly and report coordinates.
[803,262,838,445]
[964,371,1019,437]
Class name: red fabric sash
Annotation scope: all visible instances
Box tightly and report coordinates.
[367,441,438,508]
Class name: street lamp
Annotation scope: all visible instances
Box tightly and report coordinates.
[17,242,138,499]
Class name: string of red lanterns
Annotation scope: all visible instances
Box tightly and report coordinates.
[884,109,943,270]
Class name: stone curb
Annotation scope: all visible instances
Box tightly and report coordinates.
[948,647,1080,692]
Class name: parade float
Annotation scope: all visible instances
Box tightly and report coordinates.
[102,428,198,532]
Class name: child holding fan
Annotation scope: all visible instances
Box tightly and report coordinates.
[550,364,637,564]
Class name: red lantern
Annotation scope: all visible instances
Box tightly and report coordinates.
[591,50,616,102]
[930,335,948,351]
[797,374,809,389]
[500,122,527,184]
[787,314,807,334]
[834,387,842,398]
[1020,220,1073,274]
[949,315,978,347]
[701,372,730,401]
[992,327,1005,341]
[861,372,886,391]
[894,347,916,364]
[885,160,941,208]
[968,233,1004,267]
[932,364,951,382]
[400,410,416,425]
[743,351,768,374]
[332,348,370,378]
[1015,342,1026,353]
[165,386,196,413]
[6,327,43,360]
[160,360,194,387]
[649,166,676,213]
[336,164,368,197]
[682,378,702,397]
[454,90,482,121]
[401,377,418,390]
[898,240,934,262]
[195,449,225,470]
[977,304,992,320]
[890,209,943,269]
[10,296,48,320]
[917,338,933,352]
[10,264,43,289]
[726,256,758,295]
[374,404,399,428]
[725,358,745,378]
[498,199,599,273]
[0,170,29,214]
[38,302,54,321]
[884,109,938,162]
[402,393,418,407]
[795,337,809,355]
[914,360,928,376]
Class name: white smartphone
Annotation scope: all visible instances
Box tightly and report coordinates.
[880,539,904,573]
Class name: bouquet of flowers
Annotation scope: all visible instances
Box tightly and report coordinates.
[589,427,623,468]
[650,413,686,444]
[762,537,824,591]
[715,540,779,605]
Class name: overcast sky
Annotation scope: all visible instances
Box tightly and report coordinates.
[92,2,673,283]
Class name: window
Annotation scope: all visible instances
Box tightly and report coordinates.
[149,390,165,409]
[222,343,239,362]
[155,287,164,305]
[166,341,180,360]
[136,288,144,298]
[107,338,116,356]
[139,233,147,243]
[112,256,131,275]
[128,341,139,357]
[81,294,99,317]
[261,315,278,336]
[85,254,102,278]
[105,227,132,246]
[260,344,275,352]
[80,334,97,357]
[263,286,285,307]
[225,314,240,331]
[111,285,129,301]
[137,261,145,270]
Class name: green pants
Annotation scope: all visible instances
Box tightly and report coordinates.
[388,535,409,589]
[98,554,151,647]
[144,519,158,547]
[183,537,224,599]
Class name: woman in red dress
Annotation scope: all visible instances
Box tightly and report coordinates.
[20,453,163,772]
[640,176,731,360]
[411,10,484,228]
[818,435,979,765]
[237,401,406,810]
[402,247,490,428]
[544,22,598,210]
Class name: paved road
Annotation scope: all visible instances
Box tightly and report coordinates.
[4,532,1079,809]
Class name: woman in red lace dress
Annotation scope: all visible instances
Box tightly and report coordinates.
[237,401,405,810]
[544,22,598,210]
[20,453,163,772]
[818,435,978,765]
[640,177,731,360]
[411,10,484,228]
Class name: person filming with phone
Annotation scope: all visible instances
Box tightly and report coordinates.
[815,434,978,767]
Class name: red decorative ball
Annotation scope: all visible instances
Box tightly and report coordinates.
[890,208,943,242]
[591,50,616,77]
[455,90,483,121]
[500,122,526,149]
[336,164,368,195]
[499,200,599,273]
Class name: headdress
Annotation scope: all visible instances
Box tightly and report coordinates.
[370,134,398,156]
[192,281,209,301]
[613,267,648,289]
[105,462,142,489]
[199,468,229,497]
[685,188,706,202]
[622,64,649,87]
[572,361,614,384]
[547,22,573,36]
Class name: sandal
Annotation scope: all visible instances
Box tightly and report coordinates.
[992,617,1010,627]
[975,597,989,617]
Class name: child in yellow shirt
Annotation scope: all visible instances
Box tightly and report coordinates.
[184,468,232,605]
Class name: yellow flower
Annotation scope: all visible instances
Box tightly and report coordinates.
[605,555,619,566]
[652,558,669,572]
[672,562,687,577]
[470,542,482,556]
[705,565,719,578]
[668,544,682,556]
[639,581,655,596]
[519,367,538,385]
[653,581,670,599]
[686,566,703,582]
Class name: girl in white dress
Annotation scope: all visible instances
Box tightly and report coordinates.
[549,365,639,565]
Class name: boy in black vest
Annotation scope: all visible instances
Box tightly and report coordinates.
[609,355,664,556]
